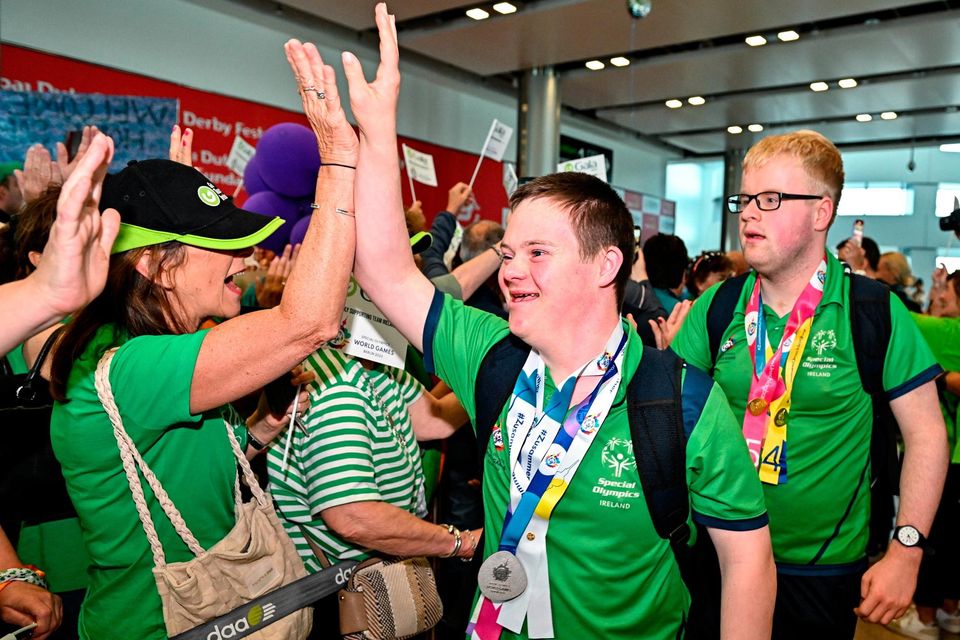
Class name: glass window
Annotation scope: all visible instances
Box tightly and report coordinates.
[935,183,960,217]
[836,182,914,216]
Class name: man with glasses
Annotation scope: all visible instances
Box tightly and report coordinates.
[672,129,948,638]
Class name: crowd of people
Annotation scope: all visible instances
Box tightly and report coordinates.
[1,4,959,640]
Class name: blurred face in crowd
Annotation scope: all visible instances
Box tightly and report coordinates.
[499,197,610,350]
[739,154,832,281]
[935,280,960,318]
[158,245,251,329]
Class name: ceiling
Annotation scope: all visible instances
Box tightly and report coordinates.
[275,0,960,156]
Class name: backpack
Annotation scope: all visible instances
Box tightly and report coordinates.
[705,271,897,556]
[473,335,719,636]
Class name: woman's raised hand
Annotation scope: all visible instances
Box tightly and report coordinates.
[284,38,359,167]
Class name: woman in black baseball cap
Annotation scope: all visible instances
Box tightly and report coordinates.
[46,36,363,640]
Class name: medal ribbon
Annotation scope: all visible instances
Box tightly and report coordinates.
[469,326,627,639]
[743,258,826,485]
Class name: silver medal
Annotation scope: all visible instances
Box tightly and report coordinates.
[477,550,527,602]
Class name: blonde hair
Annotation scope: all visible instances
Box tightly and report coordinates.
[743,130,845,222]
[879,251,916,287]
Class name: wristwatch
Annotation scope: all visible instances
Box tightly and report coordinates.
[893,525,927,549]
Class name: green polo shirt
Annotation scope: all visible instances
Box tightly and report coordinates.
[51,326,245,640]
[423,292,767,640]
[673,253,941,568]
[912,313,960,461]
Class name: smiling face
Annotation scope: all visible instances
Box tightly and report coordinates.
[163,245,252,329]
[739,154,833,281]
[498,197,619,351]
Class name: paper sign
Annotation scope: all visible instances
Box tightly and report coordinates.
[226,135,256,175]
[557,153,607,182]
[328,277,409,369]
[503,162,519,197]
[482,119,514,161]
[402,144,438,187]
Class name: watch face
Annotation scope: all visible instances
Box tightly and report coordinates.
[897,526,920,546]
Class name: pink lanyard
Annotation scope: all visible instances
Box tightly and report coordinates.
[741,259,826,475]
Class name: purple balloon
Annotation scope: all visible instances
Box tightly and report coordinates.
[243,190,300,253]
[255,123,320,198]
[289,214,312,247]
[255,223,290,255]
[243,155,269,196]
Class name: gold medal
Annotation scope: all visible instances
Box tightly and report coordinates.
[774,408,788,427]
[747,398,768,416]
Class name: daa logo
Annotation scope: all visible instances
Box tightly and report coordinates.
[335,565,354,585]
[205,602,276,639]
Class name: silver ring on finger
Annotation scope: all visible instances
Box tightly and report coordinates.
[315,90,325,99]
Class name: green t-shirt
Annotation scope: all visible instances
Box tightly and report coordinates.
[672,254,941,567]
[911,313,960,461]
[267,348,425,572]
[424,293,767,640]
[51,326,245,640]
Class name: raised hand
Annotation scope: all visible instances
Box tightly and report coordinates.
[256,243,299,308]
[341,2,400,141]
[55,125,99,181]
[31,133,121,320]
[15,144,61,204]
[284,38,358,166]
[169,125,194,167]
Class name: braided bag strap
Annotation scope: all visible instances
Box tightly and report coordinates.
[221,418,270,509]
[94,348,205,566]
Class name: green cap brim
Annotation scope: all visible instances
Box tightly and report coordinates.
[111,217,285,254]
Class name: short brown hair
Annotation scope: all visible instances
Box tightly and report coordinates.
[509,172,634,307]
[13,187,60,279]
[743,130,845,223]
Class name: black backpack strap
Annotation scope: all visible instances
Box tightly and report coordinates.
[848,273,891,397]
[705,273,749,372]
[627,346,690,546]
[473,334,531,476]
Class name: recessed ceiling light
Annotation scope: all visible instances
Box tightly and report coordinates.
[610,56,630,67]
[585,60,605,71]
[665,99,683,109]
[492,2,517,14]
[856,113,873,122]
[838,78,858,89]
[777,30,800,42]
[809,81,829,92]
[727,125,743,134]
[466,7,490,19]
[747,123,764,132]
[745,35,767,47]
[880,111,898,120]
[940,143,960,153]
[688,96,706,106]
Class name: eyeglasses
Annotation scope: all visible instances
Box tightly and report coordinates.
[726,192,824,213]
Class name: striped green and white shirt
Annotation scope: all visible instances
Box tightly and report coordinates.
[266,348,425,572]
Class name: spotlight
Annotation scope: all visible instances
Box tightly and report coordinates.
[627,0,652,19]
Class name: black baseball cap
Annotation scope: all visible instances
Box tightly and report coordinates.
[103,159,284,254]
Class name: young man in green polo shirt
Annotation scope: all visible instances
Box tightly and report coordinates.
[672,130,948,638]
[341,6,774,638]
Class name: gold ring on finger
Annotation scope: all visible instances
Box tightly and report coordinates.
[303,85,317,92]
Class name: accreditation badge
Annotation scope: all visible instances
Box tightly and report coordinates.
[478,550,527,602]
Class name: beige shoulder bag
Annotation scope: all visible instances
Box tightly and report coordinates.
[95,349,312,638]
